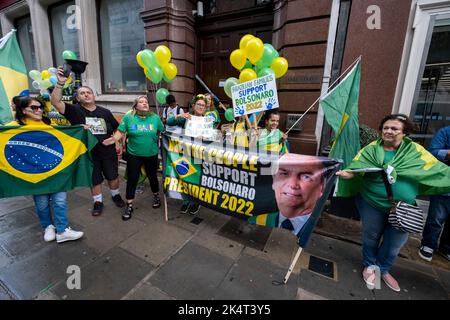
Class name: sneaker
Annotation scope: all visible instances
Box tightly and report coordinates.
[362,266,376,289]
[382,273,401,292]
[92,201,104,216]
[56,227,84,243]
[112,194,125,208]
[180,203,190,214]
[418,246,434,262]
[152,193,161,208]
[122,204,133,221]
[188,203,200,215]
[44,225,56,242]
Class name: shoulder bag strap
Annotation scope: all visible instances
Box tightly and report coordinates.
[381,171,396,211]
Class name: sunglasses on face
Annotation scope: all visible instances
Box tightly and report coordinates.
[28,105,44,111]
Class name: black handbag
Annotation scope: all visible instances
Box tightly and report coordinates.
[381,172,424,234]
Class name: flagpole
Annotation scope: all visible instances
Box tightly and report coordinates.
[164,193,168,222]
[285,56,362,134]
[283,246,303,284]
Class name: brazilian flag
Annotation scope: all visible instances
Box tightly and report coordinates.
[0,125,97,198]
[165,154,200,185]
[0,30,28,124]
[257,128,288,154]
[337,137,450,197]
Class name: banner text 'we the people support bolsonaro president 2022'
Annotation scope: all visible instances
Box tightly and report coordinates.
[162,133,341,247]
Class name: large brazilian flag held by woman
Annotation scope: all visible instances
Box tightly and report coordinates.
[0,125,97,198]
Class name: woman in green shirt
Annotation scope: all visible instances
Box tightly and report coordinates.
[103,96,164,220]
[337,114,417,292]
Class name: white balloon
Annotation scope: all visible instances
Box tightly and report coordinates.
[32,80,40,90]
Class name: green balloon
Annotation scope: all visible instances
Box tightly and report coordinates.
[156,88,170,104]
[257,67,275,78]
[255,44,279,69]
[147,65,163,84]
[224,77,239,98]
[225,108,235,122]
[62,50,77,60]
[141,49,156,69]
[240,60,253,71]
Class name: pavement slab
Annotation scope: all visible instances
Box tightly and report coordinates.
[0,197,33,217]
[0,241,98,299]
[52,247,154,300]
[119,218,193,267]
[217,218,272,251]
[0,207,37,237]
[213,253,298,300]
[125,282,174,300]
[81,212,147,254]
[149,242,234,300]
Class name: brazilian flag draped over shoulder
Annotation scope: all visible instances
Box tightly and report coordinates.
[0,125,97,198]
[0,30,28,124]
[337,137,450,197]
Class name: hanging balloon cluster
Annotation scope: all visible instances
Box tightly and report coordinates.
[136,45,178,107]
[223,34,289,121]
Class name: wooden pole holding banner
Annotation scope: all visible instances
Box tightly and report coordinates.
[283,246,303,284]
[164,193,168,222]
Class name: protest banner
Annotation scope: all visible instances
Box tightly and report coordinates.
[184,115,215,139]
[162,134,341,247]
[231,74,279,117]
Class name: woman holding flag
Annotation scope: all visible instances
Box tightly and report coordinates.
[4,97,84,243]
[337,114,450,292]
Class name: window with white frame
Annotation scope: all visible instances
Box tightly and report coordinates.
[50,0,80,66]
[99,0,146,93]
[15,15,36,89]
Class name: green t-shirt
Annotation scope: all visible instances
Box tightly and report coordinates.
[360,150,419,211]
[118,112,164,157]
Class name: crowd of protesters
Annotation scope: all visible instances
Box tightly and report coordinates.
[3,65,449,295]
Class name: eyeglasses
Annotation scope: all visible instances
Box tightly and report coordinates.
[28,104,44,112]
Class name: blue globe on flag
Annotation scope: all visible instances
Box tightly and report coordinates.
[5,131,64,174]
[175,160,190,176]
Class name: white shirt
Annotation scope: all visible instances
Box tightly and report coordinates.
[164,105,184,133]
[278,212,312,236]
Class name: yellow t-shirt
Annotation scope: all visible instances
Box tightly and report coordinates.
[5,119,54,126]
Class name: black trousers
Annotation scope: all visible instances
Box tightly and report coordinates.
[126,153,159,200]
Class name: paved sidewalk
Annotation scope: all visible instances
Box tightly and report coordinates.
[0,172,449,300]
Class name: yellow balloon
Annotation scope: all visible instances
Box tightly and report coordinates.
[155,45,171,66]
[239,68,257,83]
[163,63,178,80]
[270,57,289,78]
[245,38,264,64]
[239,34,254,51]
[136,51,145,69]
[230,49,246,70]
[41,70,51,80]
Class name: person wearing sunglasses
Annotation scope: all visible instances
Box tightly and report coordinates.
[4,97,84,243]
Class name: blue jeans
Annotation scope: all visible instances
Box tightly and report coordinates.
[421,195,450,254]
[33,192,68,234]
[356,196,409,275]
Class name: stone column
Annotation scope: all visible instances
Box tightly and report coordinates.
[141,0,196,106]
[272,0,332,155]
[27,0,52,70]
